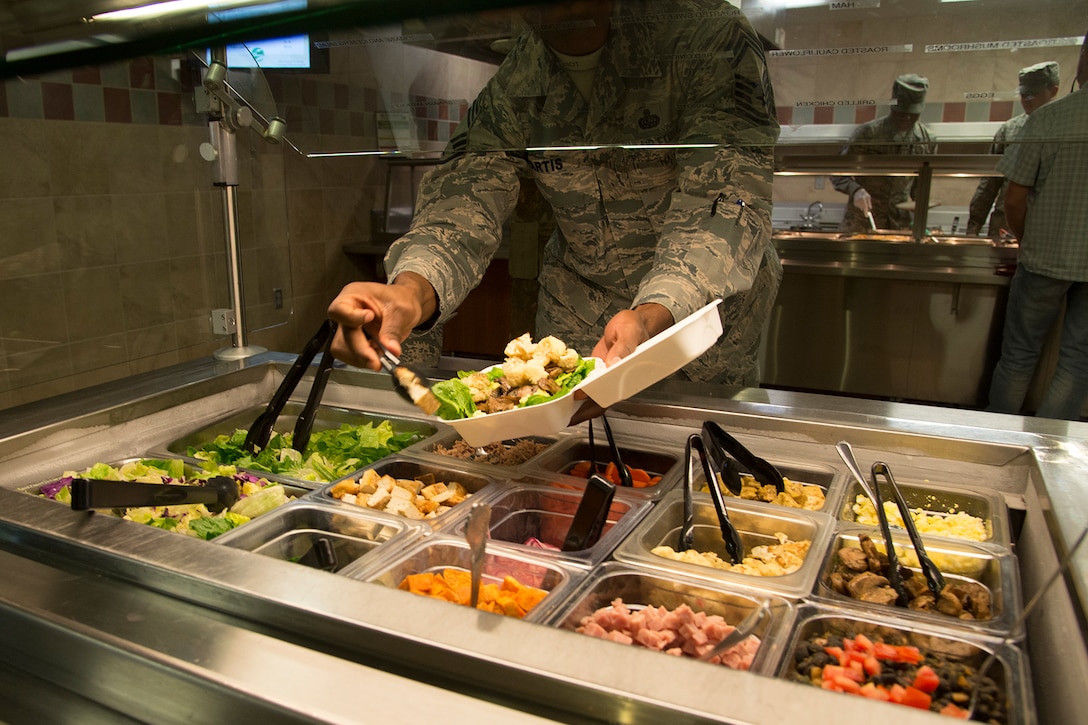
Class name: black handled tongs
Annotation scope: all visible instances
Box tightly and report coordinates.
[689,434,745,564]
[71,476,239,512]
[871,461,946,599]
[701,421,785,495]
[600,414,633,488]
[243,319,337,455]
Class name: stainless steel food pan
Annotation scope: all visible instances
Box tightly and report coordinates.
[612,489,834,598]
[523,434,682,501]
[776,603,1033,725]
[546,561,794,676]
[813,528,1022,639]
[837,477,1010,548]
[444,480,652,568]
[312,456,499,532]
[154,403,439,487]
[345,534,584,624]
[214,500,426,574]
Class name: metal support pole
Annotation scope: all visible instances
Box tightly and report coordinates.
[206,111,266,360]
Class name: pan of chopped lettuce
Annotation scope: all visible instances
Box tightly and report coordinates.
[31,458,298,541]
[185,419,425,484]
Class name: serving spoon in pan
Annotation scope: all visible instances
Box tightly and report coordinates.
[836,440,879,504]
[698,601,770,663]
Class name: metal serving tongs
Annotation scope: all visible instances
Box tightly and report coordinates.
[837,441,911,605]
[600,413,633,488]
[865,460,911,606]
[689,434,745,564]
[243,319,337,455]
[678,435,699,550]
[701,421,785,495]
[361,328,440,416]
[871,461,946,599]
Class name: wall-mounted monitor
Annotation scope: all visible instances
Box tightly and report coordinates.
[207,0,328,72]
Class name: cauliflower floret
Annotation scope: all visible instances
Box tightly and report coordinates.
[461,371,495,403]
[504,333,536,360]
[502,358,548,386]
[556,347,580,370]
[531,335,565,363]
[530,335,580,371]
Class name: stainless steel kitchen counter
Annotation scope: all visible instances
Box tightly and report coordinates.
[0,354,1085,724]
[763,232,1021,407]
[771,231,1018,285]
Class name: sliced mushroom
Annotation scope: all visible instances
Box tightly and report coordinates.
[936,588,965,617]
[837,547,870,572]
[859,535,888,572]
[901,570,930,599]
[908,592,936,611]
[846,571,892,599]
[949,581,992,620]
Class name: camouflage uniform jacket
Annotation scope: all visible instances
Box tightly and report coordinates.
[966,113,1029,236]
[386,0,780,385]
[831,115,936,233]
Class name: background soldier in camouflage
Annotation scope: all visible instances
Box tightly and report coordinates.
[832,74,936,234]
[966,62,1061,239]
[329,0,780,387]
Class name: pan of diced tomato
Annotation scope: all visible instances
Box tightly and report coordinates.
[568,461,662,488]
[794,631,992,719]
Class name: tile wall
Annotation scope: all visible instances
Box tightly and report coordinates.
[0,38,492,411]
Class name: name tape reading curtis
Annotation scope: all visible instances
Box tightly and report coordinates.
[770,44,912,58]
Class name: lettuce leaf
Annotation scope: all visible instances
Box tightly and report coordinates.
[188,516,236,540]
[189,421,421,480]
[432,378,479,420]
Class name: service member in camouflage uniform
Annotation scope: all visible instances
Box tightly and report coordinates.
[328,0,780,387]
[966,62,1061,238]
[831,74,937,234]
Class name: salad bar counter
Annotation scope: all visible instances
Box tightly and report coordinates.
[0,353,1086,724]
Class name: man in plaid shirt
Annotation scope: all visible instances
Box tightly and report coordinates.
[987,32,1088,420]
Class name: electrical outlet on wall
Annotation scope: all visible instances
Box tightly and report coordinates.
[273,288,283,309]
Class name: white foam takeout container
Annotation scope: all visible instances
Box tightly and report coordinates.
[578,299,723,409]
[444,298,722,446]
[445,358,605,448]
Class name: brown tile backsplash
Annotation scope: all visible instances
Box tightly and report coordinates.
[42,82,74,121]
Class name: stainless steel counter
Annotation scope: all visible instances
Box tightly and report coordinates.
[0,354,1085,724]
[762,232,1019,407]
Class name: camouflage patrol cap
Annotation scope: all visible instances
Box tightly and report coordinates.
[892,73,929,114]
[1018,61,1060,97]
